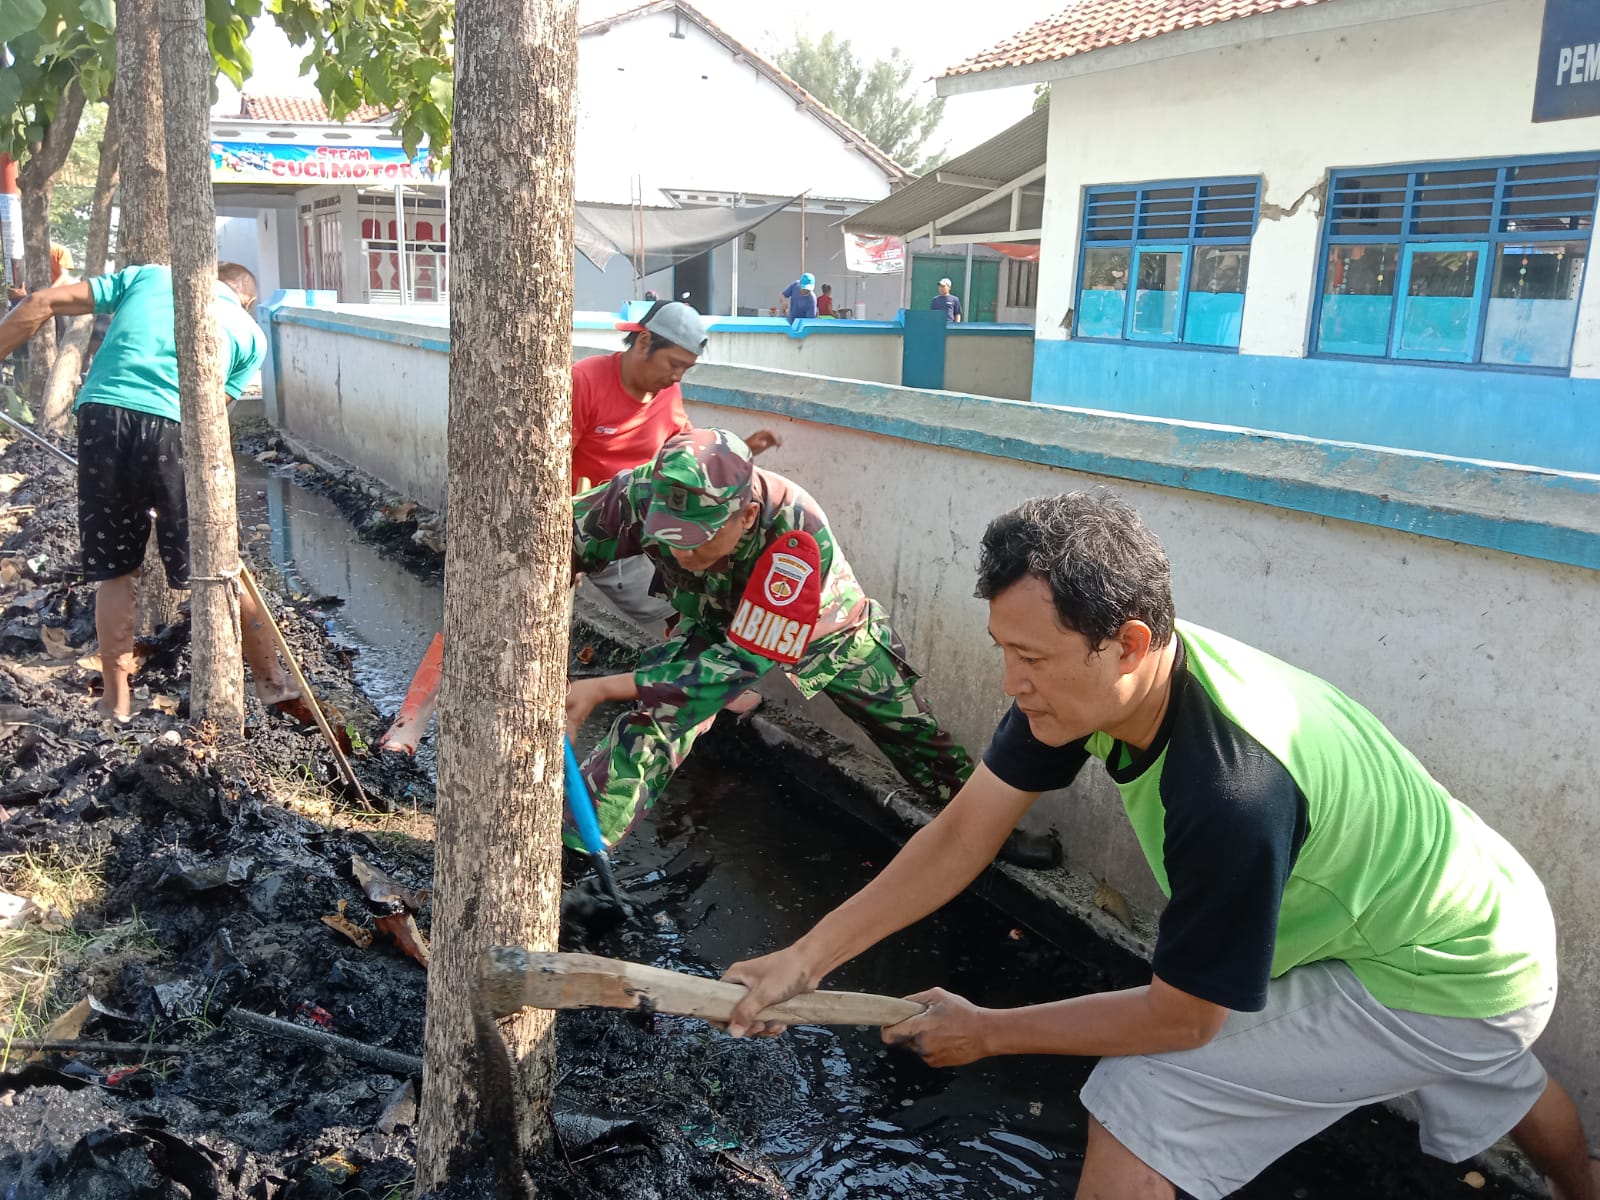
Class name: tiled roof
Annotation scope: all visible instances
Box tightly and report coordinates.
[239,93,390,124]
[942,0,1338,78]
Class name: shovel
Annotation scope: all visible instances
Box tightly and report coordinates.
[478,948,927,1027]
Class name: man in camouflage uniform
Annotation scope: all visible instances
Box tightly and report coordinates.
[565,428,972,851]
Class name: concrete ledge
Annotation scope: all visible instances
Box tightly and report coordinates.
[680,361,1600,573]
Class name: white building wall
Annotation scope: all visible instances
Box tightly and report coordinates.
[1036,0,1600,370]
[576,9,893,206]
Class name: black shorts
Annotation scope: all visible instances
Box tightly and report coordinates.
[75,402,189,587]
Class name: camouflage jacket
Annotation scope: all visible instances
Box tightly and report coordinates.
[572,465,873,698]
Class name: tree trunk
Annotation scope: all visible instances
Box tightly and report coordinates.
[41,102,121,438]
[114,0,169,266]
[158,0,244,732]
[17,80,87,415]
[413,0,578,1191]
[115,0,179,631]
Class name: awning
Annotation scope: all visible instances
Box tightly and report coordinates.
[575,196,796,273]
[842,108,1047,248]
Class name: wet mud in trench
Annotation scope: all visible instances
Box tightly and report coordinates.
[0,434,1540,1199]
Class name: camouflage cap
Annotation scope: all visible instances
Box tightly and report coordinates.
[643,429,755,548]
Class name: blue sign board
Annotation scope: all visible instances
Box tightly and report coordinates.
[1533,0,1600,122]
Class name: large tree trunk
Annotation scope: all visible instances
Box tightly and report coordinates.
[114,0,169,267]
[17,80,87,415]
[158,0,244,732]
[413,0,578,1191]
[115,0,179,633]
[41,103,121,438]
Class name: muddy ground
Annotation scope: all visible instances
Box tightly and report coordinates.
[0,427,795,1200]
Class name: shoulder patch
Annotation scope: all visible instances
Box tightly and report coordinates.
[728,531,822,664]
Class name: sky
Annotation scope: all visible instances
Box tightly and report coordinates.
[213,0,1052,160]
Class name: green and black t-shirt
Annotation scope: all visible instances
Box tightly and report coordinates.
[983,621,1553,1018]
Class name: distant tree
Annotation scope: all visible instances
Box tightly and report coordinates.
[1033,82,1050,112]
[775,33,945,173]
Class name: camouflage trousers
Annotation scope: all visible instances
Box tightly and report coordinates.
[570,606,973,850]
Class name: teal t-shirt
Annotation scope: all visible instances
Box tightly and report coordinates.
[75,264,267,421]
[985,621,1553,1020]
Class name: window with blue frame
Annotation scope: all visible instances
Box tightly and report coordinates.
[1075,178,1260,348]
[1315,156,1600,369]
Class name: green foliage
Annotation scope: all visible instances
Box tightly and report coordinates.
[774,32,945,173]
[0,0,115,161]
[269,0,454,163]
[1032,83,1049,113]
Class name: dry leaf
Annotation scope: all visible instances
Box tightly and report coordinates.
[320,898,373,949]
[1462,1172,1486,1190]
[148,694,180,715]
[314,1151,360,1183]
[0,473,22,495]
[383,501,418,523]
[576,643,596,665]
[28,997,93,1062]
[39,625,72,660]
[1092,879,1133,929]
[350,856,430,912]
[76,653,103,672]
[0,559,21,586]
[375,912,430,968]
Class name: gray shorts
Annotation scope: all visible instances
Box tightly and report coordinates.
[578,555,674,630]
[1081,961,1554,1200]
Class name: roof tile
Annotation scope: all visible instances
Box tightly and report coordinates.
[942,0,1337,78]
[239,94,391,124]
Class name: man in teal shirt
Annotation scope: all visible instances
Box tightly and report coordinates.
[724,491,1596,1200]
[0,263,299,721]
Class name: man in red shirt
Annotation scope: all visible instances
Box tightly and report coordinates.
[574,300,777,626]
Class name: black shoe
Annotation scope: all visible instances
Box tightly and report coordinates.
[996,828,1061,870]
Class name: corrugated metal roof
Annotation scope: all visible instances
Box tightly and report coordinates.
[841,107,1048,237]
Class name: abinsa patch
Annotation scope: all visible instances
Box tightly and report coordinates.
[728,531,822,664]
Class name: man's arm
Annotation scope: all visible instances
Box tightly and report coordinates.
[722,763,1035,1035]
[882,973,1230,1069]
[0,281,94,359]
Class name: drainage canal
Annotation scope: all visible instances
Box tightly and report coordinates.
[238,457,1535,1199]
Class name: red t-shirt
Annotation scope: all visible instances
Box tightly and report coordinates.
[571,352,691,493]
[816,294,834,317]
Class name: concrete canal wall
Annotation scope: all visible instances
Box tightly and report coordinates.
[260,297,1600,1136]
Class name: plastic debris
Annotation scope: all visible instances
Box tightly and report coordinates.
[295,1001,334,1029]
[321,899,374,949]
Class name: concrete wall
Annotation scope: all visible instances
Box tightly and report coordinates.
[263,299,1600,1134]
[1031,0,1600,471]
[944,327,1036,401]
[270,308,450,510]
[572,309,1034,391]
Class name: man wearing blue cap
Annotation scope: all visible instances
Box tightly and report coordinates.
[780,273,818,321]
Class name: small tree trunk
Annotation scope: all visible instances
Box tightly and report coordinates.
[41,103,121,438]
[17,80,87,414]
[413,0,578,1191]
[158,0,243,732]
[115,0,169,266]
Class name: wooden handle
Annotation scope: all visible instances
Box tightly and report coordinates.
[479,949,925,1028]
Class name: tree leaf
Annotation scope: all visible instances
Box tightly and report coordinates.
[0,0,48,46]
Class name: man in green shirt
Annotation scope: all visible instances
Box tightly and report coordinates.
[0,263,299,721]
[723,491,1594,1200]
